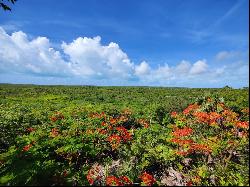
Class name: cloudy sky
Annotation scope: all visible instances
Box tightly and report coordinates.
[0,0,249,88]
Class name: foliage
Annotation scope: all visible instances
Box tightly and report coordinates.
[0,0,17,11]
[0,84,249,186]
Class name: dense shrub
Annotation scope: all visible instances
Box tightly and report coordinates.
[0,92,248,186]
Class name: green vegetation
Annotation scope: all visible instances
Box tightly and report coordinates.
[0,84,249,186]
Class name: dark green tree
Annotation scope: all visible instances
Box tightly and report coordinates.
[0,0,17,11]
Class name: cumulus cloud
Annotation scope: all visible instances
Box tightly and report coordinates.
[0,27,72,76]
[189,60,208,75]
[215,50,246,62]
[135,61,151,76]
[175,60,192,74]
[62,36,134,79]
[0,27,248,87]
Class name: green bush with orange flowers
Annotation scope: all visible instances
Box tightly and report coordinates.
[0,94,249,186]
[0,85,249,186]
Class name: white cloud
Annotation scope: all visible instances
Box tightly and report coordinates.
[0,27,72,76]
[215,50,244,61]
[62,36,134,79]
[189,60,208,75]
[135,61,151,76]
[215,51,237,61]
[175,60,191,74]
[0,27,248,88]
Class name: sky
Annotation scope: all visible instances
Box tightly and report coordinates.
[0,0,249,88]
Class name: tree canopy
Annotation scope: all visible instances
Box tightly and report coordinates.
[0,0,17,11]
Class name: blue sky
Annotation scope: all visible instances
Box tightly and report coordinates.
[0,0,249,87]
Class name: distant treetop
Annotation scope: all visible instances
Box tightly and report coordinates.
[0,0,17,11]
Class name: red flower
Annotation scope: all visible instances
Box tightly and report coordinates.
[106,176,121,186]
[189,143,212,154]
[99,129,107,135]
[139,172,156,186]
[50,128,59,137]
[50,112,64,122]
[116,126,132,142]
[107,134,122,149]
[172,127,193,137]
[50,116,57,122]
[235,121,249,129]
[171,138,193,146]
[193,111,210,124]
[171,111,178,118]
[176,150,191,156]
[209,112,222,124]
[116,126,127,132]
[89,112,105,119]
[26,127,35,132]
[119,176,132,185]
[183,104,199,115]
[63,170,68,177]
[22,144,32,152]
[110,117,118,125]
[138,119,150,128]
[87,165,102,185]
[101,121,107,126]
[186,180,193,186]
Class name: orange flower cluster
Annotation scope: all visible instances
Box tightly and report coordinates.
[106,176,121,186]
[235,121,249,129]
[222,109,238,123]
[194,111,222,125]
[89,112,106,119]
[138,119,150,128]
[193,111,222,125]
[171,138,193,146]
[176,143,212,156]
[22,144,33,152]
[50,116,57,122]
[106,175,132,186]
[116,126,132,142]
[50,128,59,137]
[118,115,129,122]
[101,121,107,126]
[193,111,209,123]
[139,172,156,186]
[176,150,190,156]
[183,104,199,115]
[86,165,102,185]
[108,115,128,125]
[107,134,122,150]
[172,127,193,137]
[99,129,108,135]
[189,143,212,154]
[50,112,65,122]
[171,111,178,118]
[118,176,132,185]
[109,117,118,125]
[209,112,222,124]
